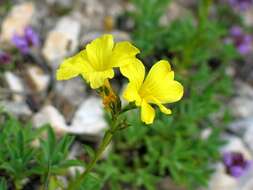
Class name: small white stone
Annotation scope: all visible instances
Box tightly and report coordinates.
[4,72,24,102]
[201,128,212,139]
[1,101,32,117]
[238,167,253,190]
[0,2,35,42]
[230,81,253,118]
[27,66,50,92]
[32,105,68,135]
[221,136,252,160]
[70,97,107,136]
[79,0,104,17]
[55,78,86,107]
[42,17,81,67]
[207,163,237,190]
[160,2,188,26]
[230,98,253,118]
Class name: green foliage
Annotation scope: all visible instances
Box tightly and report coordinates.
[0,112,81,189]
[80,173,102,190]
[130,0,239,65]
[96,63,232,189]
[0,178,7,190]
[131,0,171,57]
[92,1,237,189]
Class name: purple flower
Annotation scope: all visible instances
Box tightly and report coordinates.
[229,26,252,55]
[12,26,40,54]
[223,152,252,178]
[0,51,11,65]
[228,0,253,11]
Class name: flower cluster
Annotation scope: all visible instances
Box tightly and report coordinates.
[223,151,252,178]
[0,51,11,65]
[12,26,40,54]
[57,34,184,124]
[227,26,252,55]
[228,0,253,11]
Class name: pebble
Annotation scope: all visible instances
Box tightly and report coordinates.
[33,97,107,137]
[42,16,81,68]
[221,135,252,160]
[229,118,253,153]
[26,66,50,92]
[55,78,86,107]
[206,163,237,190]
[160,2,188,26]
[0,100,32,117]
[4,72,25,102]
[71,97,107,136]
[32,105,68,136]
[230,80,253,118]
[0,2,35,42]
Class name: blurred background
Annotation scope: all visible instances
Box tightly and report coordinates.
[1,0,253,189]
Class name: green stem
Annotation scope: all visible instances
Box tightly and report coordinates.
[14,180,22,190]
[67,128,115,190]
[42,161,51,190]
[67,101,136,190]
[120,103,136,114]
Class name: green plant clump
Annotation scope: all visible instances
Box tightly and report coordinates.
[0,111,82,190]
[93,0,237,189]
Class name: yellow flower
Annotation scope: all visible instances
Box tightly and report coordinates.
[56,34,140,89]
[121,60,184,124]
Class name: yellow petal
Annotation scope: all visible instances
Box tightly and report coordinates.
[144,60,174,82]
[123,83,142,106]
[56,51,88,80]
[86,34,114,70]
[120,59,145,90]
[88,69,114,89]
[150,97,172,114]
[111,41,140,67]
[159,104,172,114]
[141,60,183,104]
[141,100,155,124]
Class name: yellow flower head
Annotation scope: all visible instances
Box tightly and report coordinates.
[121,60,184,124]
[56,34,140,89]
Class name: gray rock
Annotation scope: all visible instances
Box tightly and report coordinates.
[0,101,32,117]
[55,78,86,107]
[228,118,253,153]
[0,2,35,42]
[221,135,252,160]
[32,105,68,132]
[230,81,253,118]
[26,66,50,92]
[160,2,188,26]
[33,97,107,137]
[70,97,107,136]
[4,72,25,102]
[205,163,237,190]
[42,16,81,68]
